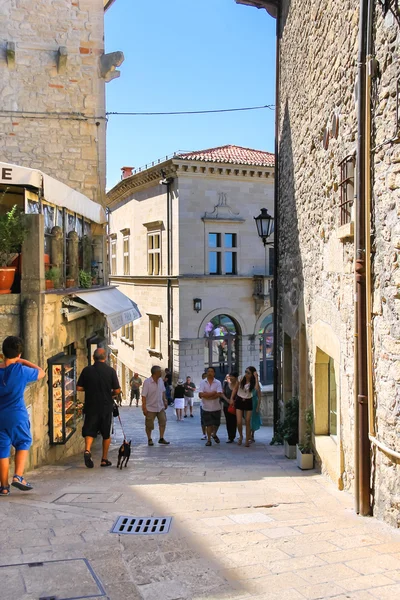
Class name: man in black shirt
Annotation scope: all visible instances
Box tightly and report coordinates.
[77,348,120,468]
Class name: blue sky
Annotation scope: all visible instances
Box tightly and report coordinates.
[105,0,276,188]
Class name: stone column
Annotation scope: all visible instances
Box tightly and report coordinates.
[67,231,79,284]
[50,226,63,288]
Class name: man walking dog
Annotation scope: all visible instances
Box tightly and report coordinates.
[77,348,120,468]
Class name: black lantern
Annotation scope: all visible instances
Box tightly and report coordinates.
[193,298,202,313]
[254,208,274,246]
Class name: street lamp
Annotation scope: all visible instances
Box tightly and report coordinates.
[254,208,274,276]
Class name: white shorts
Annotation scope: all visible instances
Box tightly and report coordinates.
[185,396,194,407]
[174,397,185,409]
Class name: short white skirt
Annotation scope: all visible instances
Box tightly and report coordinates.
[174,397,185,409]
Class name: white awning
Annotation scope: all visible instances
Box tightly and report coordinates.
[0,161,106,224]
[74,287,141,332]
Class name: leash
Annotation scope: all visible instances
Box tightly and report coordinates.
[117,414,127,441]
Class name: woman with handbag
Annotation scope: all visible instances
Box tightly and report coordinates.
[221,372,238,443]
[231,367,256,447]
[248,366,262,442]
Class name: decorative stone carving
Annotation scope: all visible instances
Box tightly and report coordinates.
[202,192,245,222]
[99,51,124,82]
[57,46,68,74]
[6,41,15,70]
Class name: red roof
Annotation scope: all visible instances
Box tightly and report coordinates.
[176,145,274,167]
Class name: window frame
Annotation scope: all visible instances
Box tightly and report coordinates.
[208,231,238,275]
[338,155,355,226]
[110,238,117,275]
[147,231,161,276]
[148,315,161,354]
[123,234,130,276]
[121,321,134,347]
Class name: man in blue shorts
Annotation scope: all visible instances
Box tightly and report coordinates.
[0,336,45,496]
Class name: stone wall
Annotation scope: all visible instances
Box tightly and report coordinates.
[370,8,400,527]
[277,0,400,525]
[0,0,106,201]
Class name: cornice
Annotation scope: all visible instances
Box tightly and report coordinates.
[106,157,274,209]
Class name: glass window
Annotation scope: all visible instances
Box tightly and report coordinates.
[225,233,236,248]
[148,232,161,275]
[208,233,220,248]
[225,252,237,275]
[209,251,221,275]
[123,236,130,276]
[149,316,161,350]
[110,239,117,275]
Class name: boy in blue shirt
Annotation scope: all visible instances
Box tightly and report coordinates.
[0,336,45,496]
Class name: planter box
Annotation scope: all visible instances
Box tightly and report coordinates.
[284,440,296,459]
[296,445,314,470]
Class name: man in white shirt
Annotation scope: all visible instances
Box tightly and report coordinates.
[141,365,170,446]
[198,366,223,447]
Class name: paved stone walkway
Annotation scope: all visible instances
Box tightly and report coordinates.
[1,404,400,600]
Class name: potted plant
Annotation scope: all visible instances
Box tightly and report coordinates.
[66,277,75,288]
[283,397,299,459]
[297,405,314,470]
[79,269,92,289]
[0,205,26,294]
[45,267,60,290]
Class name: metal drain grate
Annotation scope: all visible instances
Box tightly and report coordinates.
[111,516,172,535]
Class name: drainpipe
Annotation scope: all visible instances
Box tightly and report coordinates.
[272,5,280,433]
[161,175,174,373]
[355,0,372,517]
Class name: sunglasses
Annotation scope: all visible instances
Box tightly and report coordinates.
[245,370,251,374]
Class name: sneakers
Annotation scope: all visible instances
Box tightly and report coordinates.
[184,415,188,418]
[148,439,154,446]
[190,414,194,418]
[201,435,207,440]
[158,438,170,445]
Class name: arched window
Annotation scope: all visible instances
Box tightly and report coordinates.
[259,314,273,385]
[204,314,239,382]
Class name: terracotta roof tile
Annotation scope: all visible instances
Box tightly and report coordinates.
[176,145,274,167]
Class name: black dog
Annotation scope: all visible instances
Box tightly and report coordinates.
[117,440,131,469]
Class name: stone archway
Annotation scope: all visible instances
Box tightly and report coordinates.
[203,313,242,383]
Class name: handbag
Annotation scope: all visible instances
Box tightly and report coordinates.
[228,402,236,415]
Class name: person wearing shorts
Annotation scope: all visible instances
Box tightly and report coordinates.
[183,376,196,418]
[129,372,142,407]
[0,336,45,497]
[77,348,120,468]
[142,366,170,446]
[173,379,185,421]
[199,372,207,439]
[198,367,223,447]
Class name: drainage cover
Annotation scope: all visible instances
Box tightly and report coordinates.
[112,516,172,535]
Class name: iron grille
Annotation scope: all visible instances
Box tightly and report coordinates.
[111,516,172,535]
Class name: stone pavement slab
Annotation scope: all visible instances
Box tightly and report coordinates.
[1,404,400,599]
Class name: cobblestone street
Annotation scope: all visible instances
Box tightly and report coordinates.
[1,404,400,600]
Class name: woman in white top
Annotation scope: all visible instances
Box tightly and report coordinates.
[232,367,256,447]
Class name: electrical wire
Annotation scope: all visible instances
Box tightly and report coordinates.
[106,104,275,116]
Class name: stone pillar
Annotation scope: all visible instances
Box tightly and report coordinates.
[67,231,79,283]
[50,226,63,288]
[21,214,44,294]
[22,298,39,364]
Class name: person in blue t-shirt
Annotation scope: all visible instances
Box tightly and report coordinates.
[0,336,45,497]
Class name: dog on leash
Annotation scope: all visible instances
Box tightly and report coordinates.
[117,440,131,469]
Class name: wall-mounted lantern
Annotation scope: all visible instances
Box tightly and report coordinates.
[193,298,202,313]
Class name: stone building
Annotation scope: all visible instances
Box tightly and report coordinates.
[0,1,133,468]
[107,146,275,423]
[238,0,400,526]
[0,0,123,203]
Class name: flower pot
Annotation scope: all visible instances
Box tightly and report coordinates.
[45,279,54,290]
[0,267,16,294]
[284,440,296,459]
[66,278,75,288]
[296,445,314,470]
[44,254,50,266]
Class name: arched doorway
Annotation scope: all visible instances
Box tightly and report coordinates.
[204,314,239,382]
[259,314,273,385]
